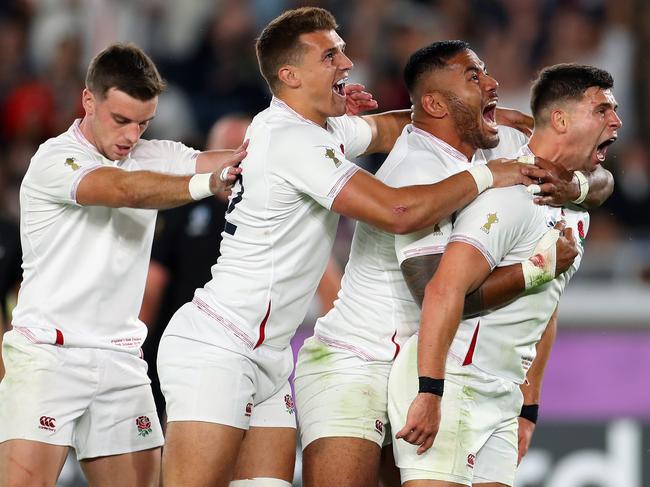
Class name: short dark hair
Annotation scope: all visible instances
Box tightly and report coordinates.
[530,63,614,124]
[404,40,470,93]
[85,43,166,100]
[256,7,338,93]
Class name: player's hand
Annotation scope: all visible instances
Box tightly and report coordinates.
[395,393,441,455]
[210,139,247,193]
[345,83,379,115]
[487,158,547,188]
[520,156,581,206]
[495,107,534,137]
[553,221,577,276]
[517,417,536,465]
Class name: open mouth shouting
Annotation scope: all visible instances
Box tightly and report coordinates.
[482,99,498,132]
[333,77,347,98]
[595,136,617,163]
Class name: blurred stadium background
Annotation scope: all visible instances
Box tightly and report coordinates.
[0,0,648,486]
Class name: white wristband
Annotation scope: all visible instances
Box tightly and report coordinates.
[467,165,494,194]
[571,170,589,205]
[522,228,559,290]
[188,173,213,200]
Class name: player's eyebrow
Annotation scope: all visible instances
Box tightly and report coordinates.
[111,112,155,124]
[595,101,618,111]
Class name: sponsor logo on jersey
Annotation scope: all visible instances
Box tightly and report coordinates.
[39,416,57,431]
[324,147,342,167]
[467,453,476,468]
[245,402,253,417]
[64,157,80,171]
[135,415,152,437]
[375,419,384,434]
[481,213,499,233]
[284,394,295,414]
[432,222,443,236]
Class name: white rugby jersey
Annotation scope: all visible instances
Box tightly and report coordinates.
[313,125,527,362]
[12,120,198,353]
[181,98,372,351]
[444,146,588,383]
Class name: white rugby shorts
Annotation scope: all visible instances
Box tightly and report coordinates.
[157,302,296,430]
[0,330,163,459]
[388,334,521,486]
[294,336,392,449]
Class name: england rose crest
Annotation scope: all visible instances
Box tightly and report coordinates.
[284,394,295,414]
[136,416,152,437]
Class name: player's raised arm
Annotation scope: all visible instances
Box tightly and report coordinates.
[361,110,411,155]
[332,158,545,235]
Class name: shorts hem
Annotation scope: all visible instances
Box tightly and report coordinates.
[76,439,164,461]
[399,468,471,486]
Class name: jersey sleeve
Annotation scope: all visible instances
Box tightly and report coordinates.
[25,147,105,206]
[131,139,199,175]
[395,217,453,265]
[388,148,461,264]
[330,115,373,158]
[272,133,360,209]
[448,186,540,270]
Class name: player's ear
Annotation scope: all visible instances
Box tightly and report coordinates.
[550,108,568,134]
[278,65,301,89]
[421,91,448,119]
[82,88,96,116]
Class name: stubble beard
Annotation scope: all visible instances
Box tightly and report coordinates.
[445,92,499,150]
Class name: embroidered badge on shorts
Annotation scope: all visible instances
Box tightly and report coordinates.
[284,394,295,414]
[245,402,253,417]
[374,419,384,434]
[39,416,57,432]
[467,453,476,469]
[135,416,152,437]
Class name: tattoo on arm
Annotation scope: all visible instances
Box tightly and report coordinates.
[400,255,441,308]
[401,254,485,317]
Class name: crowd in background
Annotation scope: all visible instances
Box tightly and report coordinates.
[1,0,649,288]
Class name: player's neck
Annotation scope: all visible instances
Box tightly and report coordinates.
[413,119,474,161]
[528,132,572,170]
[78,117,99,150]
[275,93,328,128]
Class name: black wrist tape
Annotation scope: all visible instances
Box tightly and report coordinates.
[418,376,444,397]
[520,404,539,424]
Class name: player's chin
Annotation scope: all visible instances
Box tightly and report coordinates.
[480,131,500,150]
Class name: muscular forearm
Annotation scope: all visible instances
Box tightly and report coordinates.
[77,167,222,209]
[464,265,524,317]
[103,171,200,209]
[418,281,464,378]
